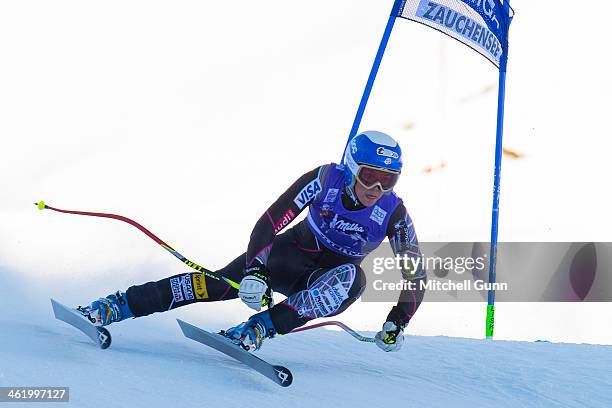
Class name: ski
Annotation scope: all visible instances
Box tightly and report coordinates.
[176,319,293,387]
[51,299,112,349]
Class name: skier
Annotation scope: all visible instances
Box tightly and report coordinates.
[81,130,427,352]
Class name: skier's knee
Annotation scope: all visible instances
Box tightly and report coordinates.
[324,263,366,316]
[268,263,365,334]
[305,263,365,316]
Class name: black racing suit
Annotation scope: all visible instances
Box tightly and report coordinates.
[126,165,426,334]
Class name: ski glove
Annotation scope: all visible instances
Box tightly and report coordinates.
[239,262,274,311]
[375,321,405,352]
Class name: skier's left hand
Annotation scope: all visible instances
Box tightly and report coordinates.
[375,320,405,352]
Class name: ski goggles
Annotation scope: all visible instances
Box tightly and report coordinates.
[355,164,400,192]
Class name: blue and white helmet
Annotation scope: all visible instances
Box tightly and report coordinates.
[343,130,402,189]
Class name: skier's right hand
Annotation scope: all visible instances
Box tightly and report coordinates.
[375,320,405,352]
[239,262,273,311]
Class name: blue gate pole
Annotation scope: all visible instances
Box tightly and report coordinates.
[486,0,512,340]
[485,68,507,340]
[341,0,403,162]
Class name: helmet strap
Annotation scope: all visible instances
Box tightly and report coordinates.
[343,181,364,209]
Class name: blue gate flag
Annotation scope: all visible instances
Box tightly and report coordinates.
[397,0,514,69]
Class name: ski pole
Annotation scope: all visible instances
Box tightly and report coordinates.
[34,201,240,290]
[290,321,375,343]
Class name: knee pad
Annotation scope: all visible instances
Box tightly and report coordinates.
[296,263,365,319]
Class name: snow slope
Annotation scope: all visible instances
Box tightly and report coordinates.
[1,271,611,407]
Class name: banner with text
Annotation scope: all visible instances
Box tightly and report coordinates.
[397,0,514,68]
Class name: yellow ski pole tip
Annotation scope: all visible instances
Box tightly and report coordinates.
[36,201,46,210]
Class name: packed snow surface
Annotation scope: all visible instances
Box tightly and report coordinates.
[1,272,611,408]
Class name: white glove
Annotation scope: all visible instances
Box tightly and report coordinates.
[238,264,273,311]
[375,321,405,352]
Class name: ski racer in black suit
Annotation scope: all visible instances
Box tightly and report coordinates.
[82,131,426,352]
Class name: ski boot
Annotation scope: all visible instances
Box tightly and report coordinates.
[223,310,276,351]
[78,291,134,327]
